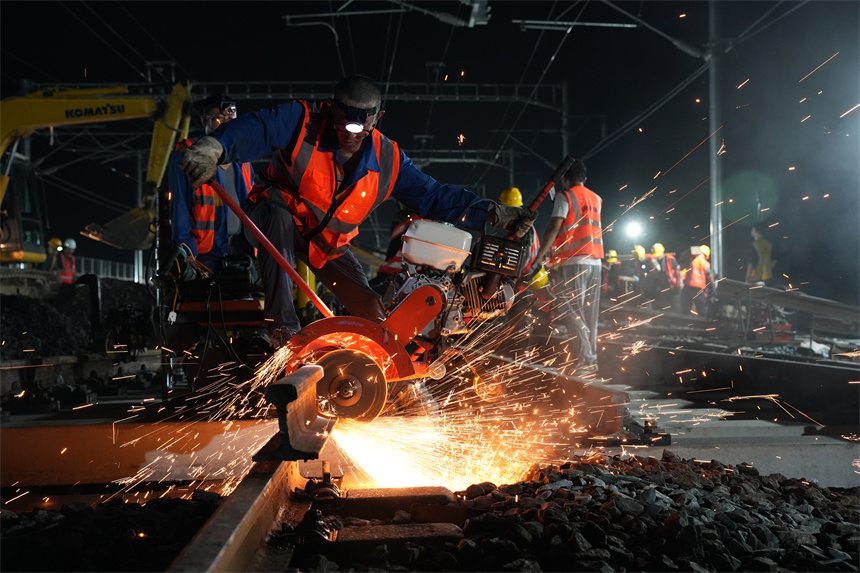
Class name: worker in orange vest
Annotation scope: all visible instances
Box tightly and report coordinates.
[533,159,604,377]
[58,238,77,284]
[169,93,255,274]
[181,76,536,349]
[682,245,713,316]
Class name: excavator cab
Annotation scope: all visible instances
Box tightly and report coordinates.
[0,159,47,264]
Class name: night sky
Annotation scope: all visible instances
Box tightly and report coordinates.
[2,1,858,304]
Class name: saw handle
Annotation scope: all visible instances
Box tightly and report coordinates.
[481,156,575,299]
[506,155,575,241]
[207,179,334,318]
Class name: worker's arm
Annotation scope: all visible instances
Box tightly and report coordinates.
[168,147,199,256]
[534,216,564,267]
[391,153,493,229]
[213,102,305,165]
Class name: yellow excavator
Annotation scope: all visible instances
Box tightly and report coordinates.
[0,80,193,263]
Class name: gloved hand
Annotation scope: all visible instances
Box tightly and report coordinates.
[180,136,223,189]
[490,204,538,238]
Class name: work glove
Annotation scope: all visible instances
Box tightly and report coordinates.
[180,136,223,189]
[490,204,538,238]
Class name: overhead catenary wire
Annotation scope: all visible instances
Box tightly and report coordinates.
[419,3,468,146]
[729,0,810,52]
[114,1,198,83]
[57,1,148,82]
[0,50,61,89]
[471,1,588,189]
[42,174,133,213]
[582,1,814,162]
[583,61,710,161]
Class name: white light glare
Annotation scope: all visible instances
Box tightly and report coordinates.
[626,221,642,238]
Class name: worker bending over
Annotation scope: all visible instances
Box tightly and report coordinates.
[181,75,536,348]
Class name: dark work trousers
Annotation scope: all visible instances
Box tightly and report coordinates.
[196,233,257,279]
[553,262,602,367]
[246,191,386,334]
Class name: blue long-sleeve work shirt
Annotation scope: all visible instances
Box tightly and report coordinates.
[210,101,492,229]
[168,137,254,257]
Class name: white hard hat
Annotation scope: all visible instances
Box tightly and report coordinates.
[63,238,77,250]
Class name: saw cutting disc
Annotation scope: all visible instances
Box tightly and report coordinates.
[315,349,387,423]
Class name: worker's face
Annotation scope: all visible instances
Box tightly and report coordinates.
[202,104,238,135]
[330,97,384,151]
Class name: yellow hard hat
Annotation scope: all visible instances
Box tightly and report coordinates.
[652,243,665,256]
[48,237,62,249]
[700,245,710,258]
[528,266,549,290]
[606,249,618,263]
[499,187,523,207]
[634,245,646,258]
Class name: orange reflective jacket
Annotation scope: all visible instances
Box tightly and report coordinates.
[260,101,401,268]
[685,254,711,289]
[176,139,254,255]
[59,254,76,284]
[549,185,604,266]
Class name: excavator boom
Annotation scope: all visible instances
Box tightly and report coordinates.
[0,81,192,260]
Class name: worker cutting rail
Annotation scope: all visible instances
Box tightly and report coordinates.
[169,75,659,460]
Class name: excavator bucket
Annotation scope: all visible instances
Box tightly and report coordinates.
[81,206,156,250]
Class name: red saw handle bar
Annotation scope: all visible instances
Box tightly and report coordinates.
[208,178,334,318]
[506,155,575,241]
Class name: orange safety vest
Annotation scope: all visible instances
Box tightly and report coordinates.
[59,253,76,284]
[685,254,711,289]
[663,253,681,289]
[176,139,254,255]
[258,101,401,268]
[549,185,604,267]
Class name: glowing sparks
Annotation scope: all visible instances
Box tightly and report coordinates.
[840,103,860,118]
[662,125,723,177]
[798,52,839,82]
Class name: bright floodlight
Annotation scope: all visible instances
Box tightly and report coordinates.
[626,221,642,238]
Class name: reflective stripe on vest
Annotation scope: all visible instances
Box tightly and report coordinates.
[549,186,604,265]
[265,100,401,267]
[685,254,710,289]
[59,254,76,284]
[179,139,254,254]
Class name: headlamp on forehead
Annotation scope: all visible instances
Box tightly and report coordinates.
[219,98,237,118]
[333,98,380,133]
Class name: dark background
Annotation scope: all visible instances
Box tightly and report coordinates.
[2,1,857,304]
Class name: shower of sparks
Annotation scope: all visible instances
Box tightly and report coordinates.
[798,52,839,82]
[653,177,710,217]
[661,125,723,177]
[840,103,860,118]
[619,187,657,216]
[103,351,295,501]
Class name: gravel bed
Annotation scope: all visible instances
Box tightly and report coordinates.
[288,450,860,572]
[0,491,222,572]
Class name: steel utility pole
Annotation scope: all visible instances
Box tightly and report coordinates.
[708,1,723,278]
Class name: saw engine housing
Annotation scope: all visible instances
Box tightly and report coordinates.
[389,223,526,339]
